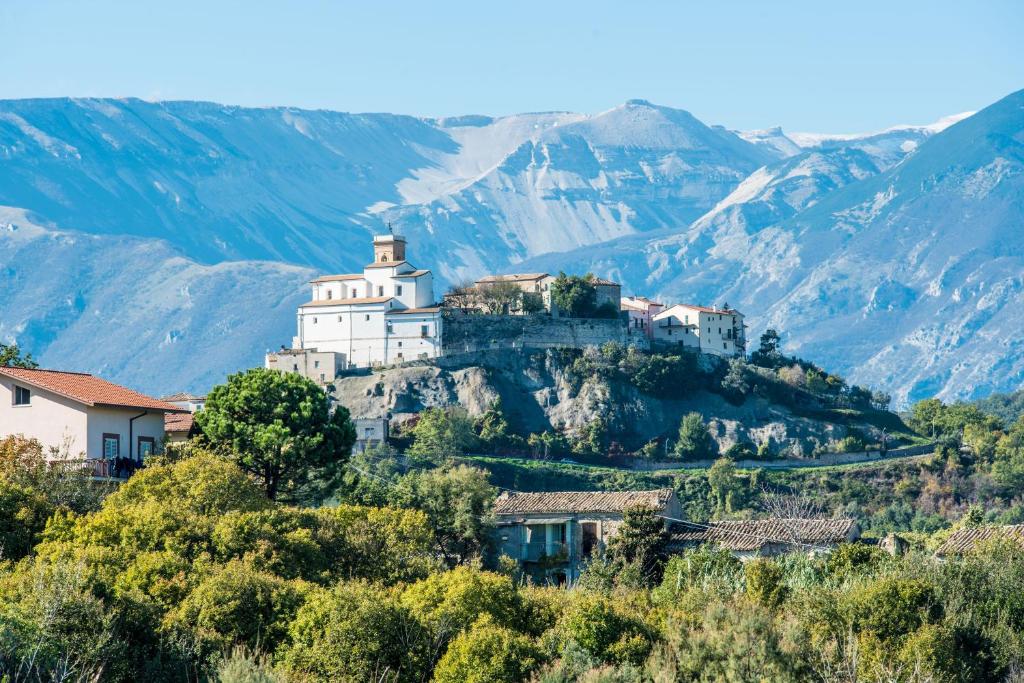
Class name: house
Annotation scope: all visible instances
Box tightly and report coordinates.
[160,392,206,412]
[934,524,1024,558]
[652,304,746,356]
[667,518,860,560]
[621,296,665,339]
[164,412,196,444]
[353,417,389,453]
[590,278,622,312]
[282,232,443,369]
[265,347,346,386]
[493,488,681,583]
[0,367,184,477]
[469,273,554,314]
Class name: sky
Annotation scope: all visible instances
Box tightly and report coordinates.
[1,0,1021,133]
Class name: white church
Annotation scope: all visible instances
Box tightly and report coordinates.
[267,232,442,380]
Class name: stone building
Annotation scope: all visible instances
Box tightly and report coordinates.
[652,303,746,356]
[493,488,680,583]
[667,518,860,560]
[265,347,346,386]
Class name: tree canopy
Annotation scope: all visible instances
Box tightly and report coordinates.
[195,367,355,502]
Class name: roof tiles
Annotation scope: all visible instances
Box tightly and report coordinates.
[935,524,1024,556]
[494,489,674,515]
[0,367,184,412]
[668,518,858,552]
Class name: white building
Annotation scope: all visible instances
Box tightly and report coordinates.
[281,233,442,369]
[0,366,183,476]
[652,304,746,356]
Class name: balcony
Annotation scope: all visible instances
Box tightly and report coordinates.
[520,541,574,563]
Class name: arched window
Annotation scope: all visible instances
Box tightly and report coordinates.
[382,255,389,262]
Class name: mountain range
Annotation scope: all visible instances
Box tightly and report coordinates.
[0,91,1020,405]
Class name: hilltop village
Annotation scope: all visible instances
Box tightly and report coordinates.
[265,231,746,382]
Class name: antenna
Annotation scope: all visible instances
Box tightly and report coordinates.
[387,221,394,235]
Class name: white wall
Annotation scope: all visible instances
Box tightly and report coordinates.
[85,407,166,460]
[0,376,88,457]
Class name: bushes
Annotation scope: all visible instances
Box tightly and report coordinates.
[432,616,543,683]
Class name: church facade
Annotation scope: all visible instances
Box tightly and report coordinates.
[282,233,443,374]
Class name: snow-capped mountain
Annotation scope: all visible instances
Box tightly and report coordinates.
[0,92,1019,403]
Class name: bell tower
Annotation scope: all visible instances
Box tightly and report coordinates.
[372,226,406,263]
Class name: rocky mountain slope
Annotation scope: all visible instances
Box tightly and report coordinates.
[521,92,1024,405]
[334,349,888,457]
[0,92,1018,403]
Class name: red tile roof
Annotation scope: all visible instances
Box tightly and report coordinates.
[0,367,185,412]
[164,412,195,433]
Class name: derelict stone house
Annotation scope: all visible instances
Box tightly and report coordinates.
[493,488,680,583]
[667,517,860,561]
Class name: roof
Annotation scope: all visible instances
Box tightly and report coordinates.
[300,296,393,308]
[668,518,858,552]
[159,392,205,402]
[475,273,550,284]
[387,307,442,315]
[365,260,409,269]
[164,411,195,433]
[590,277,620,287]
[935,525,1024,556]
[394,269,430,278]
[494,489,675,516]
[310,273,363,284]
[660,303,741,316]
[0,367,185,412]
[621,297,663,311]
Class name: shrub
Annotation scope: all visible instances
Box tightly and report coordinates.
[432,615,543,683]
[745,558,788,608]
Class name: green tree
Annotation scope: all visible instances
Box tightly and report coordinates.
[750,329,782,367]
[707,457,743,514]
[392,464,497,566]
[195,368,355,501]
[0,342,38,368]
[0,479,53,561]
[408,407,478,459]
[479,280,524,315]
[550,272,597,318]
[280,581,429,683]
[432,615,543,683]
[720,358,750,404]
[674,412,717,460]
[605,505,668,585]
[475,401,525,454]
[744,558,787,608]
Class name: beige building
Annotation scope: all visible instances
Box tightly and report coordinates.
[469,273,554,314]
[286,233,443,369]
[265,347,346,386]
[0,367,183,476]
[493,489,681,583]
[621,296,665,339]
[652,304,746,356]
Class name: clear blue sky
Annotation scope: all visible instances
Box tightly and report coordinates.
[2,0,1021,132]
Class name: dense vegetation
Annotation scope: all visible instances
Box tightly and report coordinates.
[2,439,1023,682]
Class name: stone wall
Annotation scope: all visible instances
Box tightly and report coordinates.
[441,310,647,353]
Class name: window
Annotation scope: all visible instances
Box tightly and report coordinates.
[718,327,722,334]
[365,314,370,321]
[338,315,343,322]
[293,363,298,371]
[313,317,318,324]
[314,360,320,368]
[420,324,429,338]
[381,255,388,262]
[377,286,384,296]
[137,437,155,459]
[396,285,403,296]
[319,373,325,381]
[103,434,120,459]
[326,290,333,299]
[723,342,728,349]
[397,341,403,348]
[13,385,30,406]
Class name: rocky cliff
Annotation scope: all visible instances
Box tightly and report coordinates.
[334,349,893,457]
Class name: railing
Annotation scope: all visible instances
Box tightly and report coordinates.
[519,541,573,562]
